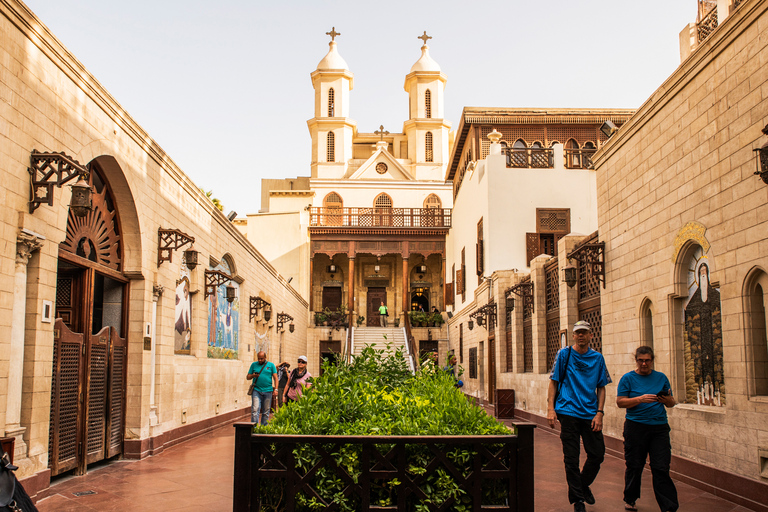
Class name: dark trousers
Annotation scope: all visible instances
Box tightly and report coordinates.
[558,413,605,504]
[623,419,678,511]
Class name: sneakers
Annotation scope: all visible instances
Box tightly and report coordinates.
[574,502,586,512]
[583,486,595,505]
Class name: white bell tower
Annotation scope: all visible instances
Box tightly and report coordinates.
[308,27,356,179]
[403,32,451,181]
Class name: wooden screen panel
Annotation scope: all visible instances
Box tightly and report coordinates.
[495,389,515,419]
[322,287,342,311]
[523,319,533,373]
[580,307,603,353]
[49,319,84,476]
[86,328,109,463]
[469,347,477,379]
[107,328,126,458]
[546,319,560,371]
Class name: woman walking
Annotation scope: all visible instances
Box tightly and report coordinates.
[283,355,312,403]
[616,346,678,512]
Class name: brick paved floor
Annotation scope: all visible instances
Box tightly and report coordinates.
[35,421,752,511]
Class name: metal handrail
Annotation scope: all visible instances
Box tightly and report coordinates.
[310,207,451,228]
[403,314,417,372]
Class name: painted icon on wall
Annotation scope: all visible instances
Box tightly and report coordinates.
[207,257,239,359]
[683,246,724,406]
[174,276,192,354]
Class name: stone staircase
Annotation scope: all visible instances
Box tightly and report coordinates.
[351,326,415,372]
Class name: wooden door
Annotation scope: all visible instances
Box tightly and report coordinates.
[322,286,342,311]
[367,288,386,326]
[488,334,497,404]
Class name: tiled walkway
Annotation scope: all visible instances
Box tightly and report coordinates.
[36,421,752,512]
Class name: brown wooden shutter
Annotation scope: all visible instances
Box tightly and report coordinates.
[476,241,484,275]
[526,232,539,266]
[445,283,454,306]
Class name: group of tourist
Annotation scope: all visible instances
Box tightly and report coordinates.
[548,320,678,512]
[246,352,312,425]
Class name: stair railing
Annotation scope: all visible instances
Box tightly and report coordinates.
[403,313,417,373]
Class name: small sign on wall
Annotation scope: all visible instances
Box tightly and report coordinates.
[144,322,152,350]
[41,300,53,323]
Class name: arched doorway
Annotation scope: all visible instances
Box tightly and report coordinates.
[49,161,128,476]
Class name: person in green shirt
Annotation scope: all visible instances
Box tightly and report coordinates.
[378,301,388,327]
[246,351,277,425]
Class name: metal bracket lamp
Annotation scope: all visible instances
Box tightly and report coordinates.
[276,312,294,334]
[249,296,271,322]
[204,270,235,301]
[28,150,92,217]
[753,124,768,184]
[566,241,606,289]
[506,281,534,314]
[157,228,197,268]
[470,302,497,331]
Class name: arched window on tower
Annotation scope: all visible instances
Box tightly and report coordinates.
[323,192,343,226]
[328,88,335,117]
[374,193,393,226]
[327,132,335,162]
[425,89,432,118]
[425,132,434,162]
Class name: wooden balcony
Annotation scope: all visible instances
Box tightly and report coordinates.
[564,148,596,169]
[309,207,451,229]
[504,147,554,168]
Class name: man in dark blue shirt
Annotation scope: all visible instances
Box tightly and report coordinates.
[547,321,612,512]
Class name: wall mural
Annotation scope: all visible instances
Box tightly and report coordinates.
[683,246,724,406]
[174,270,192,354]
[207,258,239,359]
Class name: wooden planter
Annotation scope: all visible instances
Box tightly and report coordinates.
[233,423,535,511]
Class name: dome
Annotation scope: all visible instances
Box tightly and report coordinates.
[316,41,349,71]
[409,45,441,73]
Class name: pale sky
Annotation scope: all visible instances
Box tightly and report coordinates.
[23,0,695,216]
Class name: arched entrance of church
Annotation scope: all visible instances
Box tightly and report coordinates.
[49,162,128,476]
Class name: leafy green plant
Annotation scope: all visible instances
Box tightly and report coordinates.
[253,346,511,510]
[356,315,365,327]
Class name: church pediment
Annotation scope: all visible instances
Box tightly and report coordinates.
[348,144,413,181]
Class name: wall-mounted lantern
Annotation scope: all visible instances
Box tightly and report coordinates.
[225,284,237,303]
[264,307,272,322]
[204,269,234,300]
[28,150,92,216]
[566,241,606,289]
[277,312,294,333]
[467,320,474,330]
[563,264,578,288]
[249,296,271,322]
[289,323,295,333]
[754,124,768,184]
[418,264,427,274]
[374,265,380,273]
[328,264,337,273]
[506,281,534,314]
[470,301,497,330]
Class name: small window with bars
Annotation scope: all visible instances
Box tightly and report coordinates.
[327,132,335,162]
[328,87,335,117]
[425,89,432,118]
[425,132,434,162]
[374,193,392,208]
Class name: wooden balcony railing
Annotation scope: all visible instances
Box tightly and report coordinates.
[697,5,718,42]
[310,207,451,228]
[504,147,554,168]
[564,148,596,169]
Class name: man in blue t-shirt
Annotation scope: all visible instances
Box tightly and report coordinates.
[547,321,612,512]
[247,351,278,425]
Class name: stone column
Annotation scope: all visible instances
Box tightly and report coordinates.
[309,257,314,312]
[5,230,44,459]
[149,285,163,428]
[402,258,409,315]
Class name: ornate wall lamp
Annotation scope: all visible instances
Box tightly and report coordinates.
[506,281,534,314]
[470,302,497,330]
[276,312,294,334]
[249,296,271,322]
[467,320,474,330]
[204,269,235,301]
[566,241,606,289]
[328,264,337,273]
[28,150,92,216]
[158,228,198,268]
[754,124,768,184]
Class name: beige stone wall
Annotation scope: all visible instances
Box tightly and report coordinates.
[594,0,768,481]
[0,0,308,480]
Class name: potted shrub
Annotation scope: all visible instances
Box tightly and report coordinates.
[356,315,365,327]
[432,311,445,327]
[314,311,328,326]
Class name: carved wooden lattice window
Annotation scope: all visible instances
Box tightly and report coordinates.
[522,276,533,372]
[459,323,464,363]
[323,192,343,226]
[424,194,441,209]
[327,132,335,162]
[425,89,432,118]
[374,194,392,208]
[328,87,335,117]
[576,233,602,352]
[545,258,561,370]
[526,209,570,266]
[426,132,434,162]
[469,347,477,379]
[476,218,484,284]
[451,263,456,303]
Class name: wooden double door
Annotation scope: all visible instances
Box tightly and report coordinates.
[49,262,128,476]
[367,288,387,326]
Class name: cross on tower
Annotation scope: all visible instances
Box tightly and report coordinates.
[326,27,340,42]
[374,125,389,141]
[418,31,432,45]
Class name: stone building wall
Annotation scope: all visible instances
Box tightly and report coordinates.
[594,0,768,481]
[0,0,307,492]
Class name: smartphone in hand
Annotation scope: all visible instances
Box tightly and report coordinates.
[656,389,670,397]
